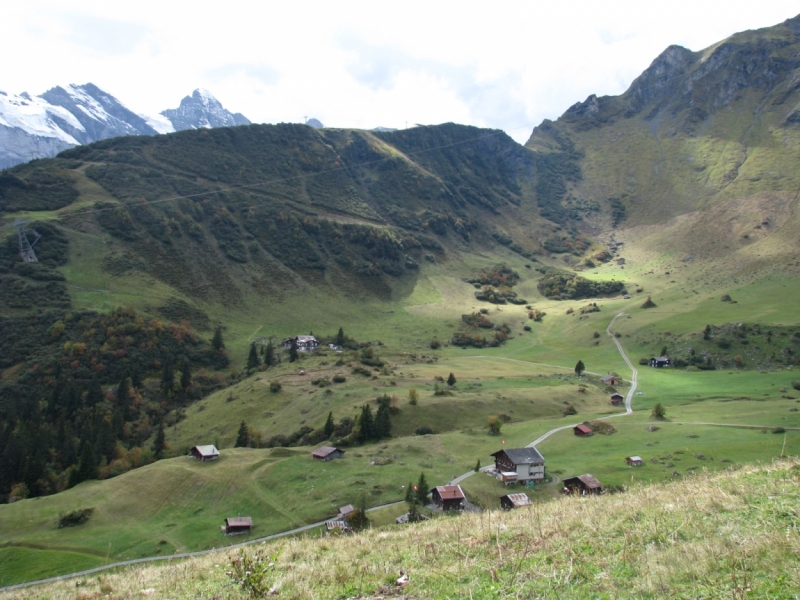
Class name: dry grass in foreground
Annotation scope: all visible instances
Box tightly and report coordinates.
[4,458,799,599]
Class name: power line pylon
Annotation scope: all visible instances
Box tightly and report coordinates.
[12,220,41,262]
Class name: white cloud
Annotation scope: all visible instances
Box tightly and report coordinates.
[1,0,799,142]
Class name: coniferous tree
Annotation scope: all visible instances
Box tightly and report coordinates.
[447,372,457,386]
[76,441,98,482]
[405,481,415,504]
[161,362,175,393]
[117,373,131,408]
[212,326,225,351]
[346,491,370,531]
[180,359,192,391]
[358,404,374,443]
[235,421,250,447]
[574,360,585,376]
[152,422,166,459]
[375,403,392,440]
[324,412,335,439]
[84,377,104,407]
[336,327,345,347]
[247,343,261,371]
[264,340,275,367]
[416,472,429,506]
[289,338,299,363]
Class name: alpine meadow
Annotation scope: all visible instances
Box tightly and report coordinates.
[2,13,800,600]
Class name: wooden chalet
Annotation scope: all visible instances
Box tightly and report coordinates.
[626,455,644,467]
[431,485,466,511]
[562,474,603,495]
[190,445,220,462]
[601,374,622,386]
[312,446,345,461]
[499,493,532,509]
[610,393,624,405]
[222,517,252,535]
[649,356,671,368]
[281,335,319,352]
[573,424,593,437]
[491,447,546,482]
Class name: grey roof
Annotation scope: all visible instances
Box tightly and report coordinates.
[564,474,603,489]
[193,445,219,457]
[501,493,531,507]
[312,446,343,458]
[492,447,545,465]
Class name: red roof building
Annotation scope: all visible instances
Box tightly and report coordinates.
[431,485,466,511]
[573,424,593,437]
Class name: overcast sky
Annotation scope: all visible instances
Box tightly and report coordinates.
[3,1,799,142]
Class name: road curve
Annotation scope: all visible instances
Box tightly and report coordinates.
[3,314,640,592]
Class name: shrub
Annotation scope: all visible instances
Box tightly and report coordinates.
[332,374,346,383]
[226,548,280,598]
[562,404,577,416]
[58,508,94,528]
[430,338,441,349]
[641,295,656,309]
[269,381,282,393]
[408,389,419,405]
[651,402,666,420]
[415,425,434,435]
[772,426,786,434]
[638,358,649,365]
[486,416,503,435]
[791,381,800,391]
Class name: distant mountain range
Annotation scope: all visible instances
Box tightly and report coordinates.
[0,84,251,169]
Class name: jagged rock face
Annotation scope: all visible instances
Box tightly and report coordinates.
[40,83,158,143]
[160,89,250,131]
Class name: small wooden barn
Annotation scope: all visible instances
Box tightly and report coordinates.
[562,474,603,495]
[431,485,466,511]
[325,520,351,533]
[573,424,593,437]
[337,505,355,519]
[610,393,624,405]
[222,517,252,535]
[650,356,671,368]
[601,374,622,386]
[626,455,644,467]
[190,445,220,462]
[312,446,345,461]
[499,493,532,509]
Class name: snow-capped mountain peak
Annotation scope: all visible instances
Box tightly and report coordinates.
[0,83,251,169]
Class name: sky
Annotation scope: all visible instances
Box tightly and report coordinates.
[3,1,799,143]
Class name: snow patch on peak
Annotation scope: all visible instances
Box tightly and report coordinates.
[194,88,217,103]
[139,112,175,134]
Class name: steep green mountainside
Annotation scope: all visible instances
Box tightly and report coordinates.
[1,123,558,316]
[527,14,800,268]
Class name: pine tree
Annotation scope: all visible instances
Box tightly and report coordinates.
[346,492,370,532]
[336,327,345,347]
[264,340,275,367]
[235,421,250,447]
[180,359,192,391]
[358,405,374,442]
[247,343,261,371]
[152,422,166,459]
[474,459,481,472]
[289,338,299,363]
[447,372,457,386]
[212,326,225,351]
[117,373,131,407]
[660,346,668,357]
[76,442,98,482]
[416,472,429,506]
[324,412,335,439]
[375,403,392,440]
[574,360,585,376]
[161,362,175,393]
[84,377,104,407]
[405,481,415,503]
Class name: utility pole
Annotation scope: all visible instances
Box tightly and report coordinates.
[13,220,41,262]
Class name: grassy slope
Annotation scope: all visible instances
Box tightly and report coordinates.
[4,458,798,599]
